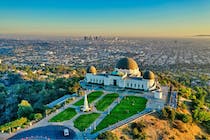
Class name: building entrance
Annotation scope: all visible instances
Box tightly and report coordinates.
[113,80,117,86]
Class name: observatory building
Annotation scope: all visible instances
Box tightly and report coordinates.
[85,57,159,92]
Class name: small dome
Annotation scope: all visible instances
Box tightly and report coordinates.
[116,57,139,70]
[87,66,97,74]
[143,70,155,79]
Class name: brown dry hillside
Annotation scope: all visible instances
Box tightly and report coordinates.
[112,113,210,140]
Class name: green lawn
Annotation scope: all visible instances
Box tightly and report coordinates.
[95,93,119,111]
[73,91,103,106]
[93,96,147,133]
[74,113,100,131]
[49,108,77,122]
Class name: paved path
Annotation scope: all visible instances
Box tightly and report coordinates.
[46,94,77,108]
[91,91,107,105]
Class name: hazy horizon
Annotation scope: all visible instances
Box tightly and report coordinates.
[1,0,210,38]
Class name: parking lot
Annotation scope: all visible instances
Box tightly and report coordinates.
[9,125,76,140]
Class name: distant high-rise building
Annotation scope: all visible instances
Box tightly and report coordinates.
[84,36,102,41]
[84,36,88,40]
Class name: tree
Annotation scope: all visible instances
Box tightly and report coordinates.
[34,113,43,121]
[17,100,34,118]
[54,78,67,89]
[202,120,210,134]
[169,109,176,121]
[161,107,175,121]
[161,107,168,119]
[68,83,80,93]
[80,68,86,76]
[131,121,147,139]
[133,127,139,138]
[193,109,210,123]
[0,83,6,93]
[182,114,192,123]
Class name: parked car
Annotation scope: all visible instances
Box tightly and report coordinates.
[63,128,69,136]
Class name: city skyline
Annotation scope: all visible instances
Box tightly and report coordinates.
[0,0,210,38]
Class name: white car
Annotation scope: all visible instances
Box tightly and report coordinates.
[63,128,69,136]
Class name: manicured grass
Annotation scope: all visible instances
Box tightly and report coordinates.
[73,91,103,106]
[74,113,100,131]
[95,93,119,111]
[93,96,147,133]
[49,108,77,122]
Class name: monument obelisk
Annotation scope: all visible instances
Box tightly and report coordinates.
[83,93,91,112]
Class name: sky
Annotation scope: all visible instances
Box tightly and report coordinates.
[0,0,210,37]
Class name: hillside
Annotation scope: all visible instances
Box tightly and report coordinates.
[112,113,210,140]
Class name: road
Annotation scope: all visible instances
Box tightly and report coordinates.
[9,125,76,140]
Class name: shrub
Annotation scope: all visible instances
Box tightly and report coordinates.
[34,113,43,121]
[55,104,62,109]
[180,102,187,110]
[132,128,146,140]
[0,117,27,133]
[133,128,140,138]
[136,121,146,131]
[97,131,118,140]
[193,108,210,123]
[131,121,147,139]
[176,113,192,123]
[202,120,210,134]
[29,113,35,120]
[161,108,168,119]
[182,114,192,123]
[120,136,127,140]
[195,134,208,140]
[65,98,73,104]
[161,107,176,121]
[139,132,147,140]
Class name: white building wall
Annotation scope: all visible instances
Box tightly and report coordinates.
[142,79,149,91]
[125,79,146,90]
[85,73,156,91]
[86,74,105,85]
[154,91,162,99]
[104,77,110,86]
